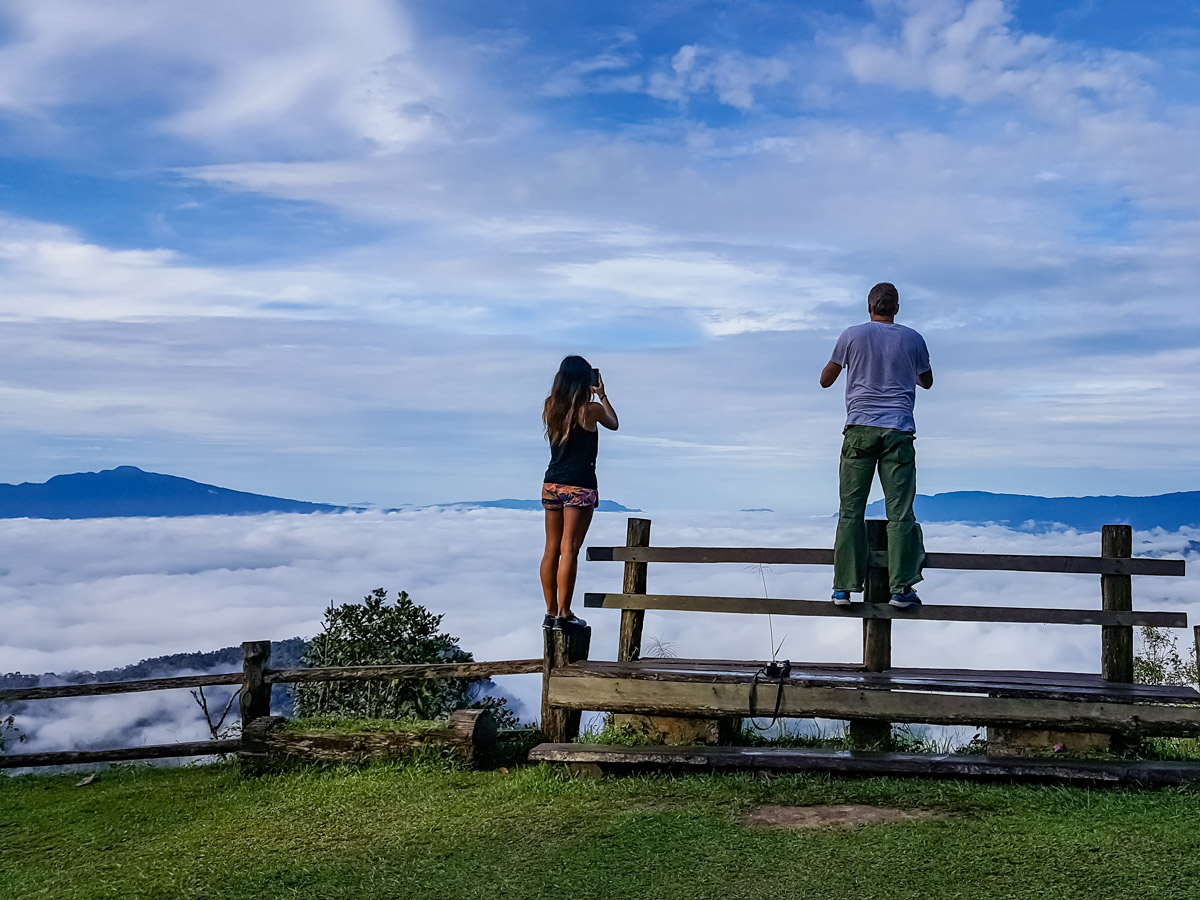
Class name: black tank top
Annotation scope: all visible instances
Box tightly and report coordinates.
[544,425,598,489]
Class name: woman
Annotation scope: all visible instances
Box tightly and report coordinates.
[540,355,619,629]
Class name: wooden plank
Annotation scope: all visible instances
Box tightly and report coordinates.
[583,592,1187,627]
[922,551,1182,577]
[528,743,1200,786]
[265,659,543,684]
[618,518,651,662]
[0,671,242,703]
[587,546,1184,576]
[240,710,496,766]
[554,660,1199,703]
[584,659,1089,683]
[545,675,1200,735]
[584,658,1199,697]
[1102,525,1135,683]
[0,739,240,769]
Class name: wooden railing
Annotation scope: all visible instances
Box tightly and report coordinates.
[557,518,1194,746]
[0,644,541,769]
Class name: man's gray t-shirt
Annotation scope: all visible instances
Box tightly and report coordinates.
[830,322,930,433]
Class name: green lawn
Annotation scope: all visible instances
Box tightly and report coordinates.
[2,760,1197,900]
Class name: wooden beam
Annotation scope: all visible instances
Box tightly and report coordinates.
[545,675,1200,736]
[587,546,1184,577]
[528,743,1200,786]
[583,592,1187,627]
[853,519,891,746]
[0,672,242,703]
[265,659,543,684]
[0,739,240,769]
[618,518,651,662]
[239,710,496,767]
[542,625,591,742]
[1102,525,1135,683]
[557,659,1200,703]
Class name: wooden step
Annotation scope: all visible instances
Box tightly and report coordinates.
[529,742,1200,786]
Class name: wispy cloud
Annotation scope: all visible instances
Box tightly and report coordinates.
[844,0,1154,115]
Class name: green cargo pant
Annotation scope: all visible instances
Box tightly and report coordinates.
[833,425,925,595]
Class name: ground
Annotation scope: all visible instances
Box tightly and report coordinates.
[1,760,1198,900]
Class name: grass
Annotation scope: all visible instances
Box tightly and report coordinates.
[3,760,1199,900]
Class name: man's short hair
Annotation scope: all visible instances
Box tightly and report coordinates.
[868,282,899,316]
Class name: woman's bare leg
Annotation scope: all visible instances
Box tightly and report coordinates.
[557,505,595,618]
[540,508,564,615]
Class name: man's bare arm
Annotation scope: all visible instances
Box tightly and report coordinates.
[820,361,842,388]
[918,369,933,390]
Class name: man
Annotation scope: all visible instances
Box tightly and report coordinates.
[820,282,932,608]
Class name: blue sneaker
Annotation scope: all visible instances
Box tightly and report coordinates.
[889,589,922,609]
[831,590,852,607]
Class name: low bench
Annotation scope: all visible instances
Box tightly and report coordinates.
[537,518,1197,762]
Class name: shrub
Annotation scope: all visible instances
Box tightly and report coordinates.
[0,714,23,754]
[1134,626,1198,688]
[293,588,516,727]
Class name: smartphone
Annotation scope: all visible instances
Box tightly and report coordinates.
[590,368,600,386]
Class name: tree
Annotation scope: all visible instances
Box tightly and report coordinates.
[293,588,515,726]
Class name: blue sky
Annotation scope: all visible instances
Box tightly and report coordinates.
[1,0,1199,511]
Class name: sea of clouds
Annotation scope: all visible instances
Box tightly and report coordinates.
[2,509,1198,759]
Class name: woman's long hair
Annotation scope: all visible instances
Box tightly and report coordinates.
[543,355,593,445]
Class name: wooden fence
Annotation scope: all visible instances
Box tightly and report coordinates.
[0,644,541,769]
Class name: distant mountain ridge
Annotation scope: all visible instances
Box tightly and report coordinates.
[0,467,351,519]
[866,490,1200,532]
[419,498,641,513]
[0,467,640,519]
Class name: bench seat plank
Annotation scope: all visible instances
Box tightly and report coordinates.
[546,672,1200,735]
[628,659,1139,687]
[586,546,1185,577]
[554,659,1199,703]
[529,743,1200,786]
[584,592,1187,628]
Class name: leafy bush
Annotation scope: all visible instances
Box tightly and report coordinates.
[293,588,516,727]
[1134,625,1199,687]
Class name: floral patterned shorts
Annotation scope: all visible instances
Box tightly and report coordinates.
[541,482,599,510]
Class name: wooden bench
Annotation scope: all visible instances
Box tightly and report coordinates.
[536,518,1197,768]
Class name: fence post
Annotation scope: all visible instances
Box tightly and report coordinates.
[618,518,652,662]
[240,641,272,729]
[541,624,591,742]
[850,520,892,747]
[1101,524,1134,684]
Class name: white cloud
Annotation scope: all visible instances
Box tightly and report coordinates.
[0,0,448,156]
[2,511,1195,755]
[845,0,1153,117]
[647,45,790,110]
[0,215,405,322]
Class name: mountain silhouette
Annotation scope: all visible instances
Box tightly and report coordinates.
[0,467,643,519]
[0,466,350,519]
[866,490,1200,532]
[419,498,640,512]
